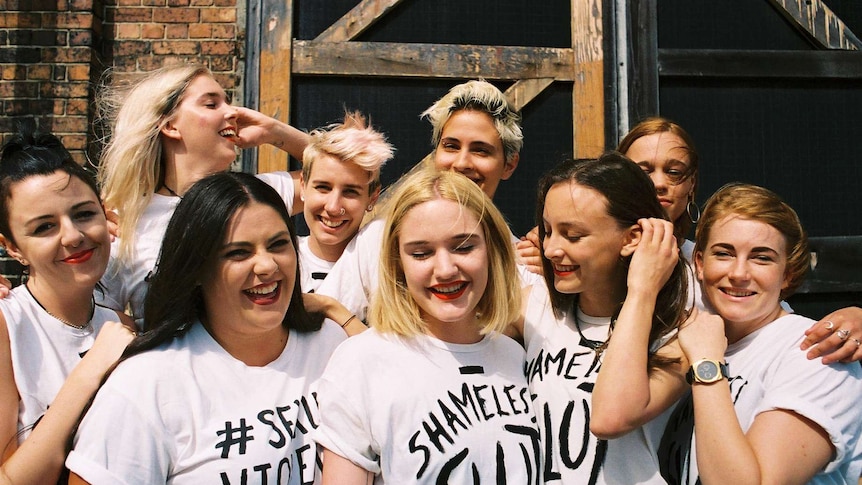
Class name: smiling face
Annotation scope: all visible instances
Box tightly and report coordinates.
[1,171,110,292]
[300,154,377,262]
[398,198,489,343]
[696,215,788,341]
[433,110,517,199]
[542,181,631,316]
[201,201,297,341]
[162,74,238,172]
[624,132,695,223]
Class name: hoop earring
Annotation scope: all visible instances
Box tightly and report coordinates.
[686,197,701,224]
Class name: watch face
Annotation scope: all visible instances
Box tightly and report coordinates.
[696,361,719,380]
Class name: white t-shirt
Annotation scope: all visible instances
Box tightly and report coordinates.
[314,328,541,484]
[316,218,543,321]
[684,314,862,485]
[97,173,296,327]
[297,236,334,294]
[0,285,120,443]
[523,283,675,485]
[66,320,345,485]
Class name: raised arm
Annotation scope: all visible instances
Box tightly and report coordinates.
[0,321,134,485]
[591,218,688,439]
[678,313,833,485]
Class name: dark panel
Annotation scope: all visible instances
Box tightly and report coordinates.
[659,49,862,79]
[660,78,862,238]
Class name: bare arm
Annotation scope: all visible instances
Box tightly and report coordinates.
[0,312,18,464]
[514,226,543,276]
[800,306,862,364]
[321,448,374,485]
[302,293,367,337]
[0,321,134,485]
[679,313,833,485]
[591,218,688,438]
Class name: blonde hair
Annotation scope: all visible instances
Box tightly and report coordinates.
[369,168,521,337]
[420,80,523,165]
[97,64,212,263]
[301,111,393,194]
[695,183,809,299]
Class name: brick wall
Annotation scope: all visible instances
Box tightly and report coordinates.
[0,0,242,286]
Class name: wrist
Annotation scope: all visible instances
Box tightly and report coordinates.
[686,358,729,385]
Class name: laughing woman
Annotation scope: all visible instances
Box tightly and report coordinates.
[66,172,346,484]
[670,184,862,484]
[0,127,135,483]
[315,168,540,484]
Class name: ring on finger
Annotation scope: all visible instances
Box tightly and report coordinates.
[854,338,861,348]
[836,329,850,341]
[823,320,835,332]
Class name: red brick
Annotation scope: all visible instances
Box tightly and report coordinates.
[47,116,88,133]
[58,134,88,150]
[56,12,94,29]
[116,23,142,39]
[109,7,152,22]
[1,65,27,80]
[68,64,91,81]
[212,73,234,89]
[0,47,41,63]
[153,8,198,23]
[112,40,149,56]
[27,64,52,80]
[69,151,87,165]
[167,0,189,5]
[191,0,213,5]
[208,55,233,72]
[200,41,233,55]
[69,30,94,46]
[41,47,93,63]
[211,24,234,39]
[52,65,66,81]
[200,8,234,23]
[165,24,189,39]
[141,23,164,38]
[53,99,67,115]
[151,40,198,55]
[66,99,88,115]
[214,0,234,6]
[0,81,38,97]
[70,0,95,11]
[188,23,211,38]
[0,13,42,28]
[40,81,90,98]
[116,0,144,5]
[141,0,165,5]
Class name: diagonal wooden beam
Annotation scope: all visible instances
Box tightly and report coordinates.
[504,78,555,111]
[315,0,406,42]
[293,41,575,81]
[767,0,861,50]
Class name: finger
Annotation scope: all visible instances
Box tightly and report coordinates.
[819,336,860,364]
[800,319,834,350]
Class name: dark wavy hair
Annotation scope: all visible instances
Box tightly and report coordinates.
[129,171,322,355]
[536,152,689,368]
[0,121,100,245]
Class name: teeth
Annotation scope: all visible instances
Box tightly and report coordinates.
[219,128,236,137]
[320,218,346,228]
[724,288,754,297]
[246,282,278,295]
[554,264,576,272]
[432,283,465,294]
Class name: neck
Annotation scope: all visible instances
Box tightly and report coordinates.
[725,304,788,344]
[26,276,95,327]
[577,268,627,317]
[203,321,289,366]
[307,236,350,263]
[160,152,215,198]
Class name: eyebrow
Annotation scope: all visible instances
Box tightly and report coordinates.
[309,178,368,189]
[402,233,481,248]
[712,242,780,255]
[221,230,291,248]
[24,200,99,226]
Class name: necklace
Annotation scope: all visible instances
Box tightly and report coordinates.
[27,286,95,330]
[573,307,615,360]
[162,183,182,198]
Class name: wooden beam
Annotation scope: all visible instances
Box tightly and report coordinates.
[292,41,574,80]
[659,49,862,79]
[315,0,405,42]
[571,0,605,158]
[767,0,861,50]
[504,78,555,111]
[258,0,293,172]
